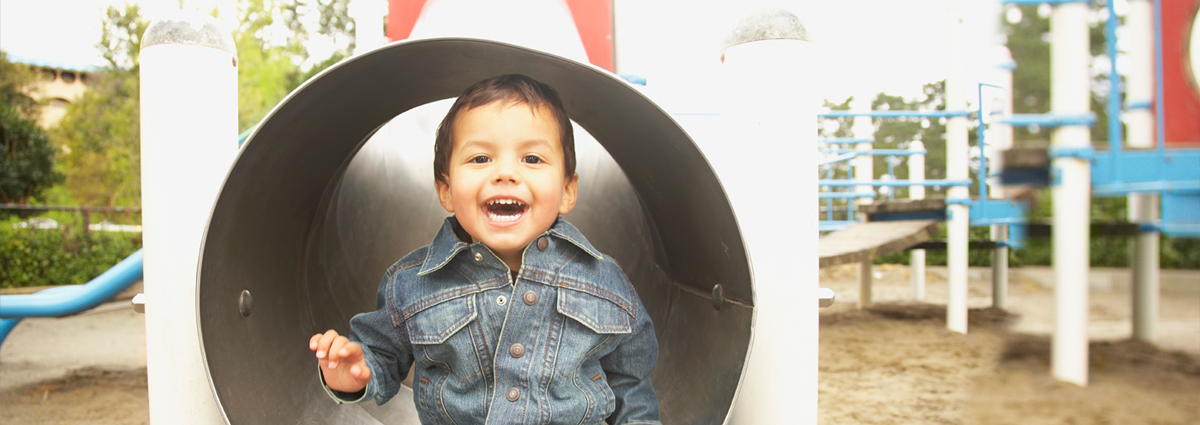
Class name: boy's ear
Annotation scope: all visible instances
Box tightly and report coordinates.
[558,173,579,214]
[436,178,455,212]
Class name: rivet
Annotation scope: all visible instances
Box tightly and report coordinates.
[711,284,723,311]
[238,290,253,317]
[474,252,483,261]
[537,236,549,251]
[497,295,507,306]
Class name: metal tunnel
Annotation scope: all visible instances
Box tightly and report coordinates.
[197,38,754,424]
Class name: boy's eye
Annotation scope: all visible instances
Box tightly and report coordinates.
[523,155,542,164]
[469,155,490,164]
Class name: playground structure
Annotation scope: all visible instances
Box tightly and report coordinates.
[0,0,1197,424]
[815,0,1200,388]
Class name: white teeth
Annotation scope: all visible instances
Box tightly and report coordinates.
[485,198,525,223]
[487,211,522,222]
[487,199,525,206]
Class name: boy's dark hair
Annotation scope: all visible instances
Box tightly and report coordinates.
[433,74,576,184]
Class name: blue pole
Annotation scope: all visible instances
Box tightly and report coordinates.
[1106,0,1123,157]
[0,318,22,346]
[0,249,144,318]
[978,83,989,200]
[1153,0,1166,152]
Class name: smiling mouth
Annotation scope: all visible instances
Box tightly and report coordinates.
[484,198,528,223]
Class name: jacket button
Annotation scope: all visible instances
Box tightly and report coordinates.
[523,290,538,305]
[474,252,482,261]
[537,236,549,251]
[506,387,520,402]
[509,343,525,358]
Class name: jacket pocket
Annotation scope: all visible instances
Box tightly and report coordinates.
[557,288,633,334]
[406,295,478,345]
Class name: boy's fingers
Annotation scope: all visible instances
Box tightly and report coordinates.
[309,334,323,351]
[328,336,349,368]
[339,341,362,360]
[350,363,371,381]
[316,330,339,358]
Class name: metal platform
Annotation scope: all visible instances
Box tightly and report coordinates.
[818,220,940,268]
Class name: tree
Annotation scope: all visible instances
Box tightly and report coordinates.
[51,71,141,207]
[1003,4,1109,145]
[0,51,42,118]
[0,51,62,206]
[48,4,145,208]
[232,0,355,131]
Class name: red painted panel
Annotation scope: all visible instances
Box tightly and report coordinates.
[1163,0,1200,146]
[388,0,428,41]
[565,0,614,72]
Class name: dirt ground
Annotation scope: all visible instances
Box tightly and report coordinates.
[1,265,1196,424]
[818,264,1199,425]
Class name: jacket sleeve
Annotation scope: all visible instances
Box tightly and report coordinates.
[600,294,662,425]
[320,270,415,406]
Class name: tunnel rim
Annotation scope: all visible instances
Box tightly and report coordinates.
[195,36,757,424]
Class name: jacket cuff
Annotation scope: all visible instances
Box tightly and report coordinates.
[318,364,370,404]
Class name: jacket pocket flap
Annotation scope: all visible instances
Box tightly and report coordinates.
[405,295,477,345]
[557,288,633,334]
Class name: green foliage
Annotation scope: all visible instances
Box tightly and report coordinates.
[51,70,141,207]
[0,213,141,288]
[97,3,150,71]
[233,0,354,131]
[1,51,61,207]
[0,51,42,118]
[1,105,63,205]
[871,81,949,197]
[1003,4,1111,146]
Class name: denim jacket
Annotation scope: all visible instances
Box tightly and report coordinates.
[323,217,661,424]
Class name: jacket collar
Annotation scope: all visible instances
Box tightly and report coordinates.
[418,216,604,276]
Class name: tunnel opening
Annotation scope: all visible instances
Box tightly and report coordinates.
[198,38,754,424]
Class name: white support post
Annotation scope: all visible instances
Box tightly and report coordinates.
[909,140,926,300]
[1126,0,1159,344]
[989,47,1014,310]
[139,10,238,424]
[720,11,817,425]
[349,0,388,55]
[991,225,1009,309]
[852,96,875,308]
[1050,2,1092,387]
[945,0,970,334]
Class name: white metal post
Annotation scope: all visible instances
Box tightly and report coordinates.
[1050,2,1092,387]
[719,11,817,425]
[909,140,926,300]
[990,47,1014,310]
[139,9,238,424]
[852,96,875,308]
[1126,0,1159,344]
[945,0,970,334]
[349,0,388,55]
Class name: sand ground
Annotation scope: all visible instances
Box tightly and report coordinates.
[0,266,1196,424]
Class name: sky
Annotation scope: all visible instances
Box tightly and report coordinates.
[1,0,1013,105]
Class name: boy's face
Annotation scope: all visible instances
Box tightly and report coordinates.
[436,100,578,267]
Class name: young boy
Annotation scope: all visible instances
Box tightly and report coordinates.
[309,74,661,424]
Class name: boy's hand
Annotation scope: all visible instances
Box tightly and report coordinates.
[310,330,371,393]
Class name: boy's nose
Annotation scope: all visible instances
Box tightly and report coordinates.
[493,162,520,184]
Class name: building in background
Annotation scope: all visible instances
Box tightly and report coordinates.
[7,55,98,128]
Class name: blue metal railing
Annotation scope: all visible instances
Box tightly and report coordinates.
[0,249,144,346]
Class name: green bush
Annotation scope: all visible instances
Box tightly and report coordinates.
[1,213,141,288]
